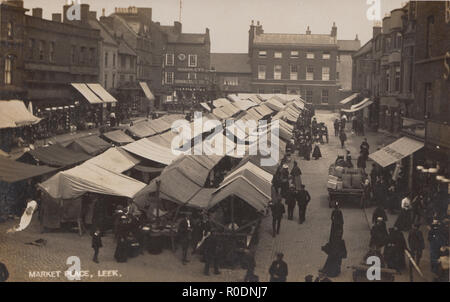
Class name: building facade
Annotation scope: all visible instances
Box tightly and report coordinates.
[247,21,358,108]
[156,21,211,106]
[0,0,27,100]
[210,53,252,94]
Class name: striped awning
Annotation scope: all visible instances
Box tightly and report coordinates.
[339,93,359,105]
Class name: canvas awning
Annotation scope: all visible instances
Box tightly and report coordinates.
[369,137,424,168]
[254,104,274,117]
[224,161,273,185]
[21,144,91,167]
[139,82,155,101]
[122,138,179,165]
[212,107,230,120]
[210,177,270,212]
[0,100,42,129]
[39,162,146,199]
[200,102,212,111]
[339,93,359,105]
[86,83,118,103]
[66,135,111,156]
[127,122,157,138]
[186,188,215,209]
[213,98,231,108]
[233,99,257,111]
[85,147,140,174]
[341,98,373,113]
[71,83,103,104]
[265,97,285,112]
[102,130,134,145]
[0,157,56,183]
[147,118,172,134]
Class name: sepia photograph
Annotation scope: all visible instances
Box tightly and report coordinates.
[0,0,448,289]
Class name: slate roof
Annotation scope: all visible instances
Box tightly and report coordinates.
[210,53,251,74]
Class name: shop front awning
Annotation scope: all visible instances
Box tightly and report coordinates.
[369,137,424,168]
[139,82,155,101]
[339,93,359,105]
[0,157,56,183]
[341,98,373,113]
[71,83,103,104]
[86,83,118,104]
[0,100,42,129]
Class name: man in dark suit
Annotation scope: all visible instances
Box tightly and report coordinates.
[92,228,102,263]
[297,185,311,224]
[269,253,288,282]
[178,214,192,265]
[271,199,285,237]
[285,185,297,220]
[203,231,220,276]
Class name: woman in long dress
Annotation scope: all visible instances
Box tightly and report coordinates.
[320,230,347,278]
[312,143,322,160]
[290,161,302,190]
[114,236,128,263]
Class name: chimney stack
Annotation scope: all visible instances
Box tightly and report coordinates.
[52,13,62,22]
[355,34,359,40]
[102,8,105,17]
[174,21,182,34]
[89,11,97,20]
[32,8,43,18]
[373,25,382,38]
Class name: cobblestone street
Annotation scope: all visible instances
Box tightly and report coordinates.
[0,110,435,282]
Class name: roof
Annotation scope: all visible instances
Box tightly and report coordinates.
[84,147,140,174]
[0,157,56,183]
[210,53,251,73]
[337,39,361,52]
[122,138,179,165]
[88,19,117,46]
[102,130,135,145]
[118,40,137,56]
[159,26,208,44]
[127,122,157,138]
[20,144,91,167]
[253,33,336,46]
[66,135,111,156]
[0,100,41,129]
[39,162,146,200]
[353,40,373,57]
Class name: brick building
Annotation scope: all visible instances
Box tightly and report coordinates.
[0,0,26,100]
[210,53,252,94]
[156,21,211,106]
[247,21,358,108]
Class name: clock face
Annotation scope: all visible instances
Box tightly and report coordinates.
[178,53,186,61]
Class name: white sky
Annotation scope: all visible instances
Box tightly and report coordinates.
[24,0,406,53]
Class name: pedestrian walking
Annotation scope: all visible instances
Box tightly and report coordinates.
[357,152,366,172]
[395,194,413,231]
[280,164,290,199]
[360,138,369,161]
[330,202,344,241]
[178,214,192,265]
[270,198,285,237]
[269,253,288,282]
[372,205,388,224]
[114,236,128,263]
[339,130,347,149]
[428,220,445,273]
[408,223,425,266]
[91,228,102,263]
[312,143,322,160]
[369,217,388,250]
[290,161,302,190]
[320,229,347,278]
[297,185,311,224]
[203,231,220,276]
[333,119,340,137]
[285,185,297,220]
